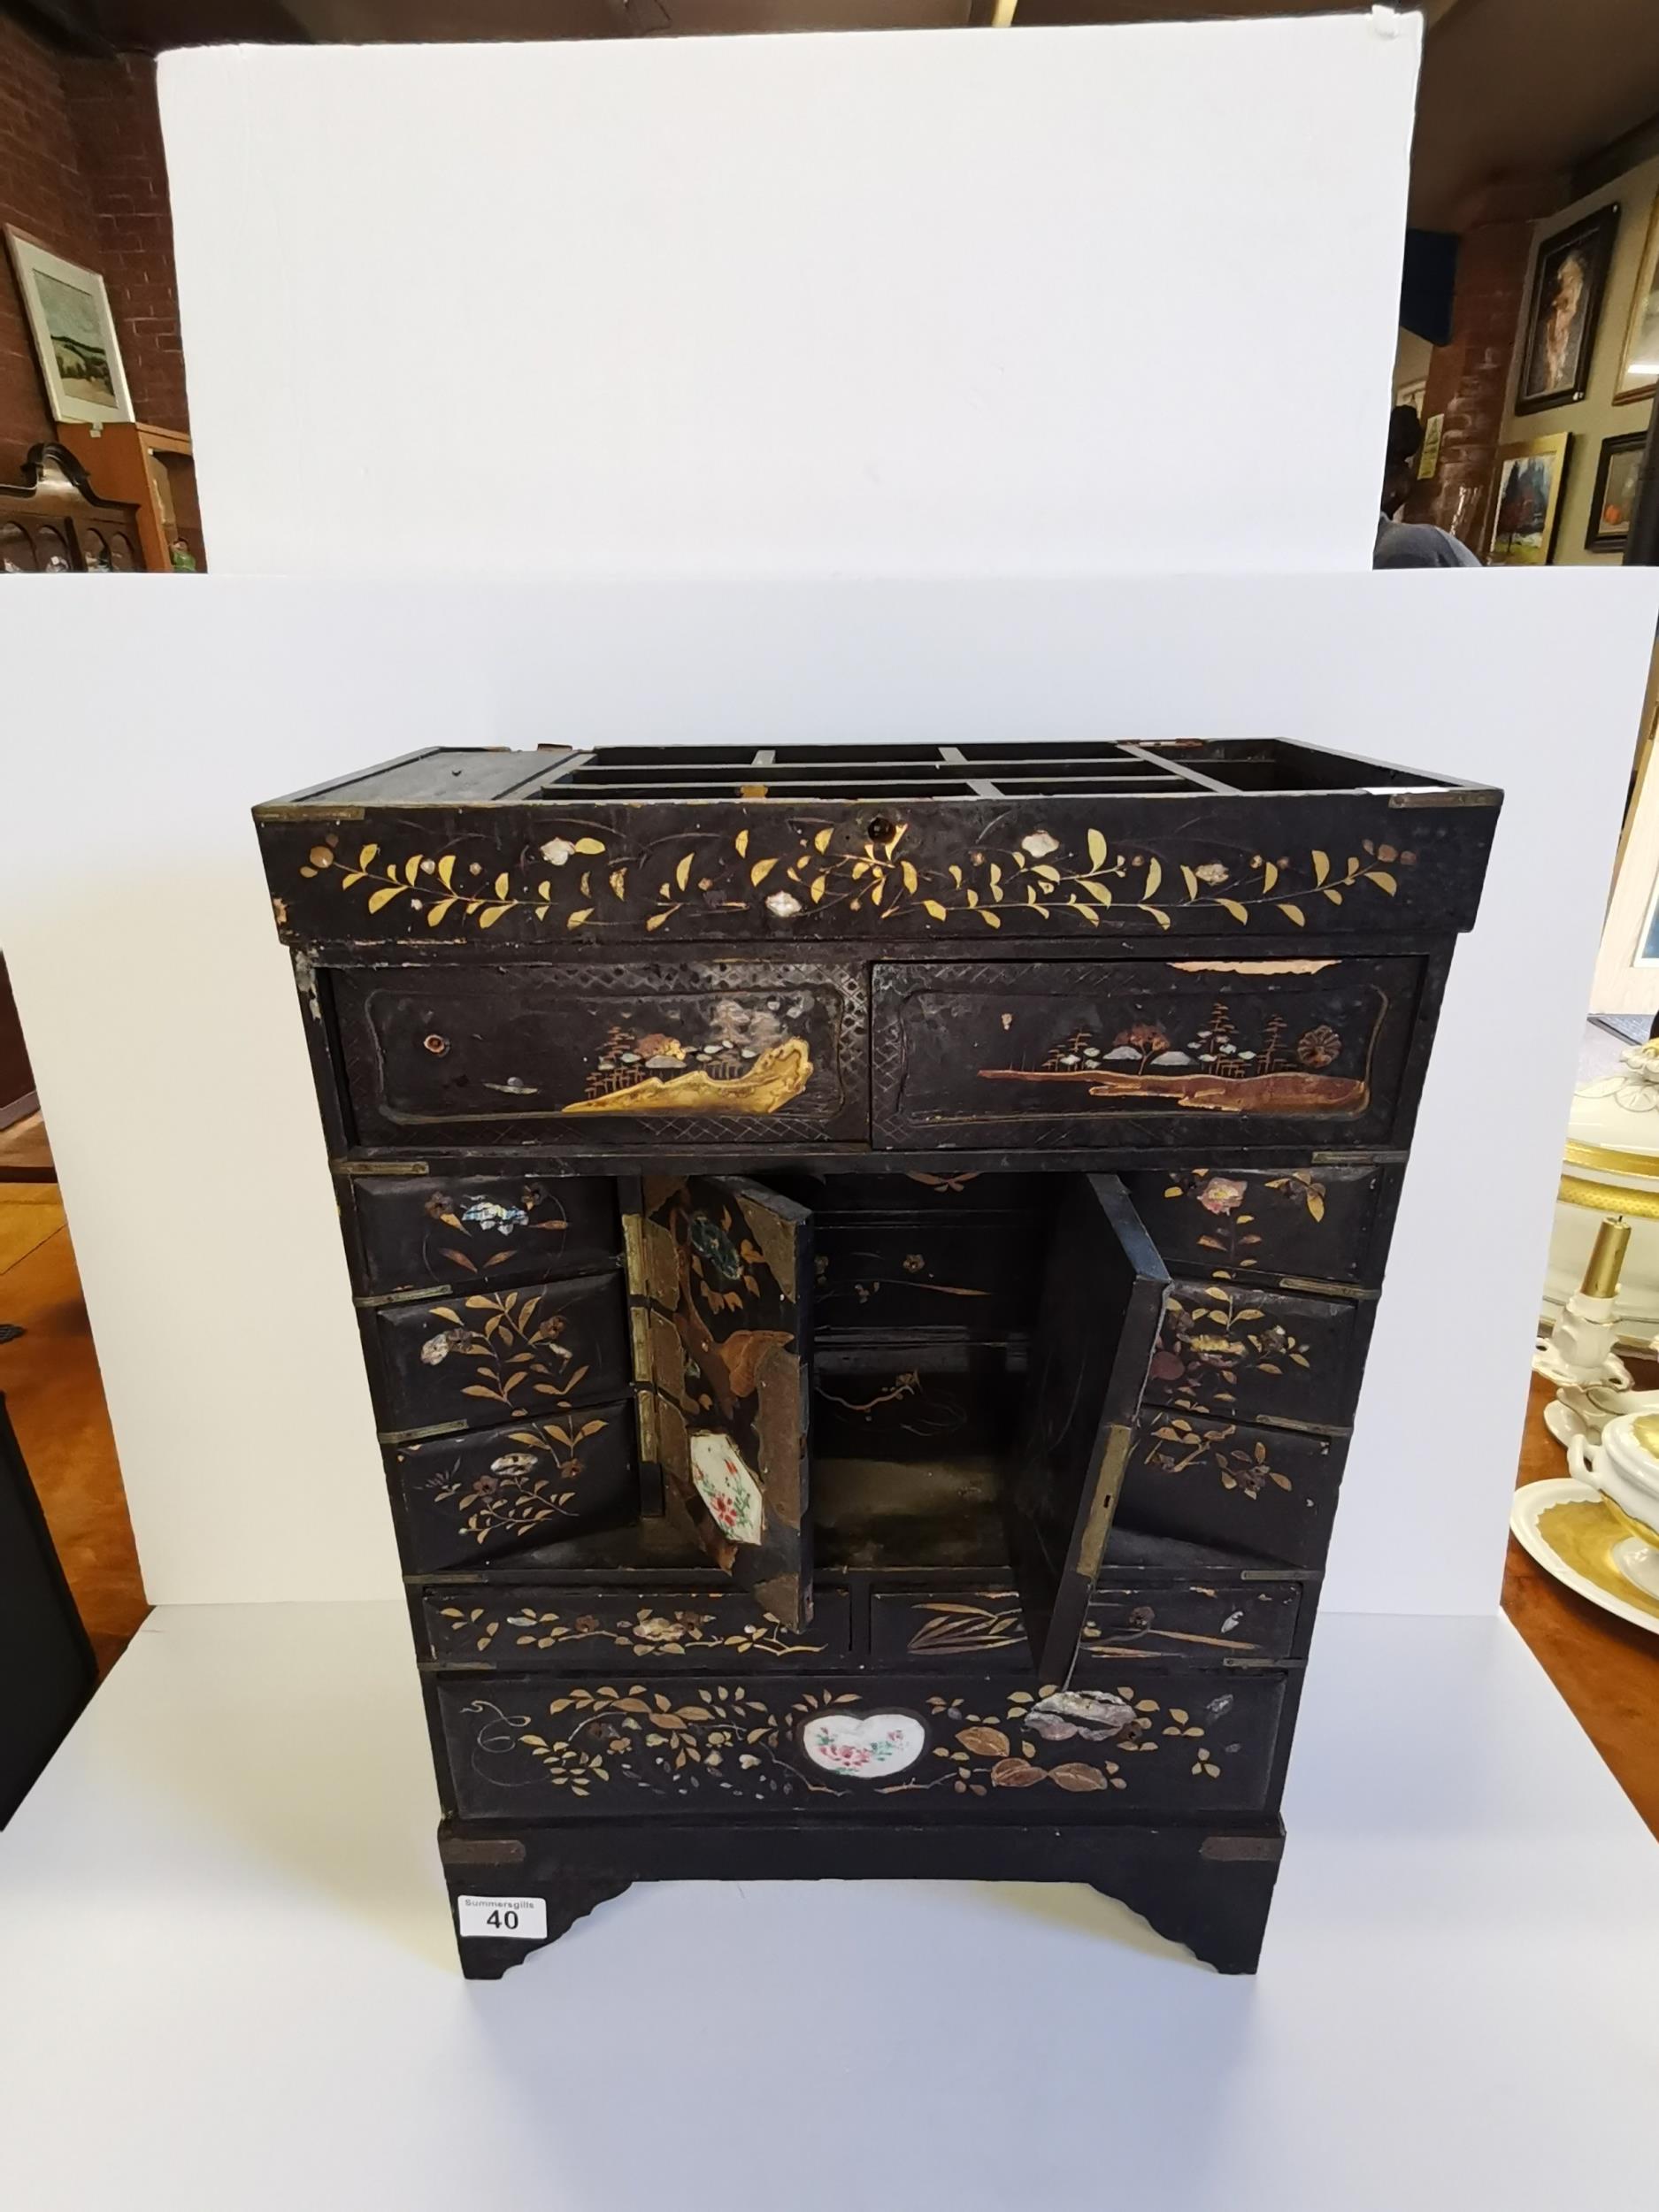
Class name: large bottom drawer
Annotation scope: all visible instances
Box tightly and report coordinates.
[434,1668,1286,1820]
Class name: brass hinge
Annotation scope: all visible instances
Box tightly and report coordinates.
[1076,1423,1133,1579]
[440,1836,526,1866]
[1199,1833,1283,1863]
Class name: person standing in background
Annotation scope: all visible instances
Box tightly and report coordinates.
[1375,403,1479,568]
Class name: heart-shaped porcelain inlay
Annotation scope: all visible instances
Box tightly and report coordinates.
[799,1709,926,1778]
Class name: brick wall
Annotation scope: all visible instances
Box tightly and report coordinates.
[0,16,186,480]
[1402,219,1537,549]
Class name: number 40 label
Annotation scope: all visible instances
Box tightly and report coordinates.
[457,1893,548,1940]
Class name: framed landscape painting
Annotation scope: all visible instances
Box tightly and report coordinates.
[1586,431,1647,553]
[1515,204,1619,416]
[1486,434,1571,565]
[4,229,133,426]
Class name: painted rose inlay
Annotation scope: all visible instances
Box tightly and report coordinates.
[799,1710,927,1778]
[689,1431,767,1545]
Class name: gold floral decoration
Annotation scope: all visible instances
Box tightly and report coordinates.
[419,1417,609,1545]
[1145,1416,1298,1502]
[459,1682,1239,1801]
[435,1601,824,1660]
[296,827,1414,935]
[419,1290,591,1410]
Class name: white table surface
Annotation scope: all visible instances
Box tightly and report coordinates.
[2,1599,1655,2209]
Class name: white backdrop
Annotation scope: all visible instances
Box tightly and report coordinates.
[0,572,1651,1610]
[157,16,1421,578]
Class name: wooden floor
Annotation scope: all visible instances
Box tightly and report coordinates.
[0,1150,147,1676]
[1,1108,1655,1828]
[0,1112,50,1179]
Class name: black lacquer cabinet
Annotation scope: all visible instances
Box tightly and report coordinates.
[256,735,1499,1975]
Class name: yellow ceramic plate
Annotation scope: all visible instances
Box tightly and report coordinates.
[1510,1478,1659,1634]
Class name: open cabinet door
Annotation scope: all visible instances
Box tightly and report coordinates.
[640,1176,813,1627]
[1012,1173,1171,1682]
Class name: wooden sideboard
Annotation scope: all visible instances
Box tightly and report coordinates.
[55,420,203,573]
[0,443,144,572]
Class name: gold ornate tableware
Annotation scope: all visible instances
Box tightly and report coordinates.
[1510,1477,1659,1633]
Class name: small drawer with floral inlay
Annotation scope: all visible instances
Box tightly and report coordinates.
[869,1579,1305,1671]
[1148,1280,1363,1430]
[1121,1162,1395,1287]
[388,1405,638,1572]
[871,957,1426,1150]
[1116,1411,1347,1571]
[366,1270,630,1439]
[347,1171,619,1297]
[434,1668,1289,1821]
[418,1586,853,1670]
[332,960,868,1145]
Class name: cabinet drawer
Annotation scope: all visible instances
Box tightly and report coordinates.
[367,1270,629,1437]
[334,961,867,1144]
[814,1214,1044,1337]
[1121,1163,1393,1286]
[869,1581,1303,1670]
[1149,1279,1362,1429]
[871,958,1425,1148]
[435,1667,1286,1819]
[1118,1413,1345,1571]
[1077,1580,1303,1666]
[388,1404,637,1571]
[766,1169,1045,1215]
[418,1586,852,1670]
[348,1171,618,1296]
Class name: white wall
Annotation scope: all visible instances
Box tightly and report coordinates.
[0,572,1651,1613]
[8,22,1640,1614]
[157,17,1421,579]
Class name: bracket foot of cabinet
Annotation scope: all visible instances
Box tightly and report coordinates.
[438,1816,1284,1978]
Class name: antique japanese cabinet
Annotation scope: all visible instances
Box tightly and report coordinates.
[255,738,1499,1976]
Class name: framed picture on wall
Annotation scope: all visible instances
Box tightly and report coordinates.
[3,228,133,426]
[1590,662,1659,1012]
[1586,431,1647,552]
[1486,433,1571,565]
[1615,196,1659,404]
[1515,204,1620,415]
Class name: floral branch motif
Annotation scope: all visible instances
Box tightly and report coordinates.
[1159,1167,1329,1272]
[419,1417,607,1545]
[464,1686,864,1801]
[419,1290,590,1411]
[1146,1417,1298,1502]
[435,1601,825,1662]
[1149,1289,1315,1411]
[459,1683,1240,1801]
[420,1182,573,1279]
[895,1687,1235,1795]
[296,826,1415,936]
